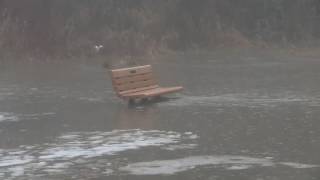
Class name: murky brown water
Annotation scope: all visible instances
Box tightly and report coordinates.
[0,50,320,179]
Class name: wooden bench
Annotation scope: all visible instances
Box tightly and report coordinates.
[110,65,183,101]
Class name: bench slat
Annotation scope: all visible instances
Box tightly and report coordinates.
[116,79,157,92]
[119,85,159,96]
[111,65,152,78]
[113,73,155,85]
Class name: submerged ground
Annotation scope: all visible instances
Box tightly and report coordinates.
[0,50,319,179]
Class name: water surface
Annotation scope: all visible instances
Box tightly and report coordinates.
[0,51,319,179]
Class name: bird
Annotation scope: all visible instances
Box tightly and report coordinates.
[94,45,104,53]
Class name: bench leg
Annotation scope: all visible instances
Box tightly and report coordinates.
[153,96,162,101]
[128,98,135,105]
[128,97,149,106]
[127,97,163,106]
[141,98,149,103]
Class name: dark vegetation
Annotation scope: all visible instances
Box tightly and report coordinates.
[1,0,320,60]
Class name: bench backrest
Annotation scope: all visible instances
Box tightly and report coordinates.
[110,65,158,96]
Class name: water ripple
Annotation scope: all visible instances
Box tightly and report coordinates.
[162,94,320,107]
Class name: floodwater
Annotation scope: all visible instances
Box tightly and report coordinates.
[0,50,320,179]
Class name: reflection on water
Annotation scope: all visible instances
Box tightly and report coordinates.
[115,106,158,129]
[0,129,198,179]
[120,155,319,175]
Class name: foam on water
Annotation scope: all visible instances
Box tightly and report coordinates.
[0,129,198,179]
[120,155,320,175]
[0,112,19,122]
[0,112,56,123]
[278,162,320,168]
[0,87,16,99]
[78,97,106,103]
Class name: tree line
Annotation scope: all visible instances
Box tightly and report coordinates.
[1,0,320,59]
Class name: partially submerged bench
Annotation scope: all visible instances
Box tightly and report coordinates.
[110,65,183,101]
